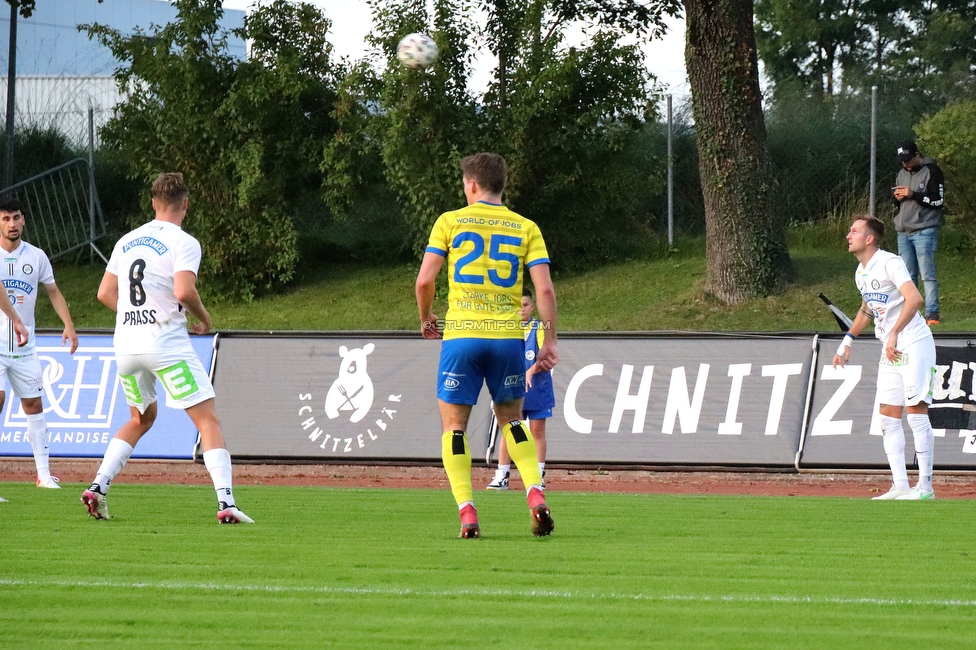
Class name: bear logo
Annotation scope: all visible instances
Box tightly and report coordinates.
[324,343,375,423]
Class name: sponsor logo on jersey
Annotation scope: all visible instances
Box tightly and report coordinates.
[295,342,404,455]
[863,292,889,303]
[504,374,523,387]
[2,279,33,294]
[443,377,460,390]
[21,264,32,274]
[122,236,169,255]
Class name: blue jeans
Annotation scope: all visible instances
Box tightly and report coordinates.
[897,228,940,317]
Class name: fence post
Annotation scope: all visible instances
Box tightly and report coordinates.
[3,2,18,189]
[667,93,674,247]
[869,86,877,217]
[88,107,95,250]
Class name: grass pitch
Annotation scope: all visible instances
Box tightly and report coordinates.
[1,483,974,648]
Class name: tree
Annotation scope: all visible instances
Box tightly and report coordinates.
[325,0,681,265]
[755,0,976,104]
[915,101,976,229]
[685,0,793,304]
[83,0,341,300]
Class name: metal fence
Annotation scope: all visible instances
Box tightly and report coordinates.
[0,158,108,262]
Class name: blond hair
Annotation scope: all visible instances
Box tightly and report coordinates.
[151,173,189,206]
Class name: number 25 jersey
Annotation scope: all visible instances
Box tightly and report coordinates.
[106,220,202,355]
[426,202,550,340]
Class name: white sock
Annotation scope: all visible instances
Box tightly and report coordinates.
[879,415,910,491]
[26,413,50,480]
[93,438,134,493]
[538,462,545,474]
[203,448,236,508]
[494,464,510,479]
[907,413,935,493]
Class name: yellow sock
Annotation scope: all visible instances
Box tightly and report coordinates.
[502,420,542,490]
[441,430,473,506]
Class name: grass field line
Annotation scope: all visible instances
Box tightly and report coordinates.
[2,578,973,608]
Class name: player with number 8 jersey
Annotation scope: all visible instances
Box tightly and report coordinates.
[81,173,253,525]
[109,210,201,355]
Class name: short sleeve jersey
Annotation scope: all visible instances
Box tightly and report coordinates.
[855,250,931,347]
[106,220,202,355]
[523,318,555,411]
[426,202,550,340]
[0,241,55,354]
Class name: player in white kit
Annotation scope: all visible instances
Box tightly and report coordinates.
[81,173,253,523]
[0,196,78,489]
[833,215,937,500]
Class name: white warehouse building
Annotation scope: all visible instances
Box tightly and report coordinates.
[0,0,245,146]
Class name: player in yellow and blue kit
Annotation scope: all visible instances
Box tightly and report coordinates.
[415,153,558,538]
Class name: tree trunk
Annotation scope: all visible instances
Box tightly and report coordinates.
[684,0,793,304]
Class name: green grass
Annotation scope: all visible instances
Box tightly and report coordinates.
[2,484,975,648]
[35,224,976,332]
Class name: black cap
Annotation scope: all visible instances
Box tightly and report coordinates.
[896,140,918,162]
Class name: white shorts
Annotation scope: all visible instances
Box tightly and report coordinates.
[875,336,937,407]
[0,350,44,399]
[116,350,215,413]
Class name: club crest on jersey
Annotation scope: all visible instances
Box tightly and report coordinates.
[21,264,32,274]
[295,342,403,455]
[525,349,536,361]
[871,280,880,290]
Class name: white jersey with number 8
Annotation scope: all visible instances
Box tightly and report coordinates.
[106,220,202,356]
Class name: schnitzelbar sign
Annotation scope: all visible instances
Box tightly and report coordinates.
[4,332,974,469]
[212,333,976,469]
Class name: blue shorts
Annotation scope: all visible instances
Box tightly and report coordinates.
[437,338,526,405]
[523,407,552,421]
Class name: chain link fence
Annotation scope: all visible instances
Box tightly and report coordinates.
[0,76,119,149]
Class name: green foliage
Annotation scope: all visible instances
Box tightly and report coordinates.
[916,100,976,237]
[756,0,976,105]
[0,126,79,183]
[764,94,910,225]
[82,0,341,300]
[323,0,678,268]
[497,31,664,266]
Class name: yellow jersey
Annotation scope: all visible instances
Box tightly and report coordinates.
[426,201,550,340]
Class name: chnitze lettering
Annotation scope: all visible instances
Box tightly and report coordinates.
[123,309,157,325]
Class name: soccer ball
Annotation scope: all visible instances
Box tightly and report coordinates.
[397,33,438,70]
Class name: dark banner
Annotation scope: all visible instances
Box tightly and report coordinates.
[532,337,813,465]
[799,336,976,469]
[214,334,813,466]
[212,336,492,460]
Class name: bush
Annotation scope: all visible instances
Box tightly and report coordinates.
[915,100,976,239]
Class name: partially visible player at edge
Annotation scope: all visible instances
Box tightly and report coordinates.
[415,153,558,537]
[0,196,78,489]
[81,173,253,523]
[833,214,937,500]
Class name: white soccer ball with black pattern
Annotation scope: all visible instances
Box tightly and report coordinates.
[397,33,438,70]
